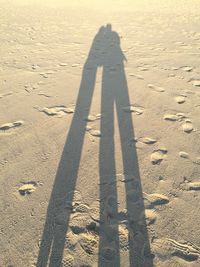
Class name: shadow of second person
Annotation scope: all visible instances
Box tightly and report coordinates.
[98,24,153,267]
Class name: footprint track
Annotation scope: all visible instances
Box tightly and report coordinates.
[0,120,24,132]
[152,238,200,262]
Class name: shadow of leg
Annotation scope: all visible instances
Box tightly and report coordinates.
[37,62,97,267]
[115,64,153,267]
[98,64,120,267]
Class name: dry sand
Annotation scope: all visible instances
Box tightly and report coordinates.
[0,0,200,266]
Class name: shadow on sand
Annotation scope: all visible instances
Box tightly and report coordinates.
[37,24,154,267]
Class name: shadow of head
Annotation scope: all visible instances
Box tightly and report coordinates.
[87,23,126,67]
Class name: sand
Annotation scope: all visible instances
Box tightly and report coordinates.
[0,0,200,266]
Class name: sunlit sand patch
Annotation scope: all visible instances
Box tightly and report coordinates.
[65,231,79,251]
[118,225,129,252]
[84,114,102,122]
[140,209,157,225]
[79,232,98,255]
[89,129,101,137]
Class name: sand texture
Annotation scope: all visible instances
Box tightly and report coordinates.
[0,0,200,266]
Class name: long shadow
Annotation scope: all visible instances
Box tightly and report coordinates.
[37,24,153,267]
[36,27,101,267]
[98,24,153,267]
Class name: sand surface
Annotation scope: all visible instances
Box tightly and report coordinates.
[1,0,200,266]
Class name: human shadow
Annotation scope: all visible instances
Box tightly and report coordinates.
[98,24,153,267]
[37,24,154,267]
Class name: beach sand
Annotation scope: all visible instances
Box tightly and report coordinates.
[0,0,200,266]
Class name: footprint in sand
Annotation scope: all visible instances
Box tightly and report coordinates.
[84,114,102,122]
[182,120,193,133]
[0,91,13,99]
[139,209,157,225]
[122,105,144,115]
[79,232,98,255]
[138,66,149,71]
[175,95,186,104]
[164,114,179,121]
[192,80,200,87]
[129,73,144,80]
[65,231,79,250]
[179,151,190,159]
[138,137,157,145]
[61,254,74,267]
[193,157,200,165]
[143,192,169,208]
[118,225,129,252]
[39,73,49,79]
[101,247,116,261]
[151,148,168,165]
[152,238,200,262]
[180,179,200,191]
[148,84,165,92]
[59,63,68,67]
[18,181,38,196]
[69,214,94,234]
[0,120,24,132]
[86,126,101,139]
[36,106,74,117]
[182,66,193,72]
[164,112,187,122]
[37,92,53,98]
